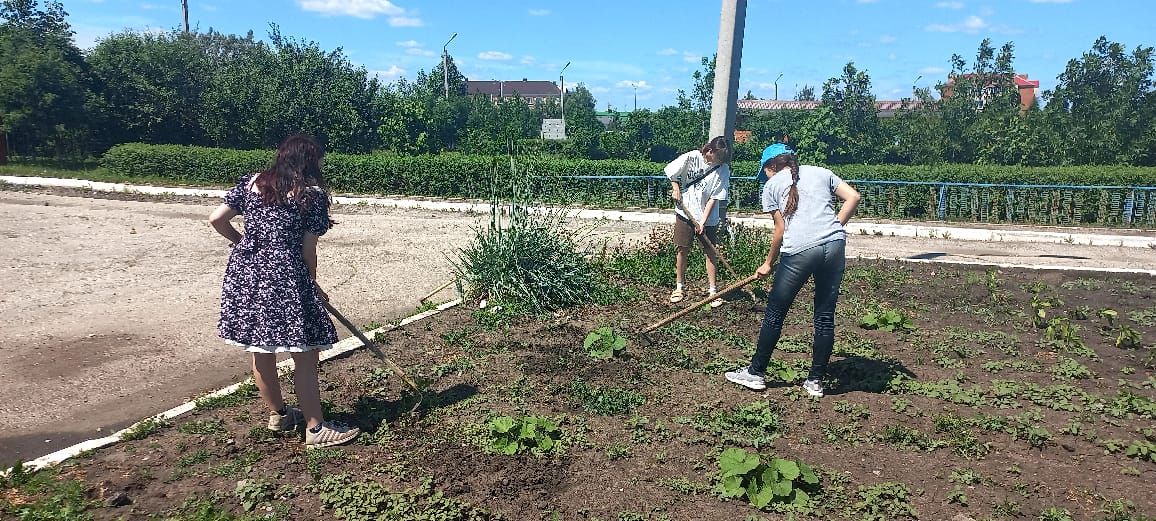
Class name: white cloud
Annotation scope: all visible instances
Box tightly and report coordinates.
[682,52,702,64]
[396,39,420,48]
[389,16,422,26]
[372,65,406,80]
[879,34,897,43]
[935,1,964,8]
[589,86,611,94]
[616,80,652,89]
[528,8,550,15]
[520,55,536,65]
[658,48,678,56]
[297,0,404,18]
[926,15,987,33]
[478,51,512,61]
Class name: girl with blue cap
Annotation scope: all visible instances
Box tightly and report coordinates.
[725,143,861,397]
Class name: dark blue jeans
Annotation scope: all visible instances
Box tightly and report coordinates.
[749,239,846,381]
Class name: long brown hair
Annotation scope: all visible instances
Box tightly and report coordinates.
[765,152,801,218]
[700,136,732,163]
[254,134,327,210]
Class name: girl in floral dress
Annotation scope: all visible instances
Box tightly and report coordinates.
[209,134,359,448]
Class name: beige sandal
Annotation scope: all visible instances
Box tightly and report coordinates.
[670,287,685,303]
[709,292,724,308]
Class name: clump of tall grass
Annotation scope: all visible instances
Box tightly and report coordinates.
[452,158,600,314]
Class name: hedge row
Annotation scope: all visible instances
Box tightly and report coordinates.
[103,143,1156,191]
[101,143,1156,225]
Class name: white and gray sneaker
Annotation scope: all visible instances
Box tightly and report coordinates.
[802,378,825,397]
[725,367,767,390]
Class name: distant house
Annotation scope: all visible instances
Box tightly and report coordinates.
[736,99,915,118]
[595,110,631,129]
[941,73,1040,112]
[466,80,560,108]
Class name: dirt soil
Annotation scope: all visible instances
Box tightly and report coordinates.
[13,259,1155,520]
[1,183,1153,471]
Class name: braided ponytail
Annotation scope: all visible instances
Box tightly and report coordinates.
[765,153,802,219]
[783,160,801,219]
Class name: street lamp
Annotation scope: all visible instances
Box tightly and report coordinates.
[442,32,457,98]
[559,61,571,135]
[632,82,638,112]
[912,75,923,94]
[773,73,783,100]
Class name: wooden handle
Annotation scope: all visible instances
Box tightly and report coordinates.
[420,278,456,303]
[320,300,420,393]
[642,273,760,334]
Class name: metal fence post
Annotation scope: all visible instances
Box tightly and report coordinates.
[937,184,946,220]
[1123,190,1135,225]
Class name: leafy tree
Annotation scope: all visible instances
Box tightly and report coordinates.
[1046,36,1155,165]
[426,53,467,98]
[0,0,91,157]
[795,84,816,101]
[690,54,716,112]
[87,31,212,148]
[817,61,882,163]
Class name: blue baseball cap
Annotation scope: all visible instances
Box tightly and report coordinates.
[756,143,794,183]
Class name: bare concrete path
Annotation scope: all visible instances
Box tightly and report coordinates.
[0,186,1151,466]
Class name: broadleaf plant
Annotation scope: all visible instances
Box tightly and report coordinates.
[715,447,820,510]
[486,415,562,456]
[583,326,628,360]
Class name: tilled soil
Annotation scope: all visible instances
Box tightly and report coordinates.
[1,183,1153,471]
[22,261,1156,520]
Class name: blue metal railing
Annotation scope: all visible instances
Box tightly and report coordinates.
[555,175,1156,228]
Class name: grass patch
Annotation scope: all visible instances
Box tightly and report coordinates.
[195,382,259,410]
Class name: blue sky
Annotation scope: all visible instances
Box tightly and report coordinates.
[63,0,1154,111]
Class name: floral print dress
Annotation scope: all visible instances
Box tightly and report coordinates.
[218,174,338,353]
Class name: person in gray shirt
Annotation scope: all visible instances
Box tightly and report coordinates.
[725,143,861,397]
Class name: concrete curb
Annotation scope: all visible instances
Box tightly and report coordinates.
[4,175,1154,249]
[864,255,1156,276]
[3,299,461,475]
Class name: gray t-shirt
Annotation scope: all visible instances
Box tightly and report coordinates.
[664,150,730,226]
[760,164,846,255]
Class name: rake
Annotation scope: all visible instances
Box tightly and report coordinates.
[639,273,760,344]
[321,300,424,413]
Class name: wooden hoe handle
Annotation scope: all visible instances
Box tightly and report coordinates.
[642,273,760,334]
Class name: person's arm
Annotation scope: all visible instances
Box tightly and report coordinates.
[208,204,241,244]
[834,181,861,226]
[302,232,328,302]
[670,181,682,203]
[756,210,786,279]
[698,198,717,235]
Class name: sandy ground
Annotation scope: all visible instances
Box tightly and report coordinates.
[0,187,1152,466]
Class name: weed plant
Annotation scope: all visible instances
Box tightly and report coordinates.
[453,164,600,315]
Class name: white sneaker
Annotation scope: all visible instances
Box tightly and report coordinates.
[267,406,305,431]
[802,379,824,397]
[725,367,766,390]
[304,421,360,449]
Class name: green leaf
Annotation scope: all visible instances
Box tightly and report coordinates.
[772,479,794,497]
[792,488,811,506]
[719,447,760,477]
[490,416,515,434]
[720,475,746,498]
[799,462,819,485]
[774,458,800,481]
[750,484,775,508]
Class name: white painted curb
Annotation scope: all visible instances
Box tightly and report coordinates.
[4,175,1154,249]
[3,299,461,475]
[861,254,1156,276]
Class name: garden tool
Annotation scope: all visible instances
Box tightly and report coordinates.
[321,300,424,413]
[641,273,760,337]
[672,197,760,304]
[420,278,458,304]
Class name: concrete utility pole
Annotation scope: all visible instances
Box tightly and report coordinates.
[708,0,747,234]
[560,61,570,137]
[181,0,189,33]
[708,0,747,142]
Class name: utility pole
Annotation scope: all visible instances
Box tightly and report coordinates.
[708,0,747,141]
[560,61,571,137]
[773,72,783,100]
[181,0,189,33]
[633,84,638,112]
[442,32,457,99]
[708,0,747,236]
